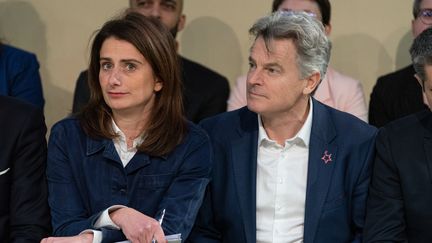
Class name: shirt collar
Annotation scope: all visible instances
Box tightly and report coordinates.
[111,119,144,149]
[258,98,313,148]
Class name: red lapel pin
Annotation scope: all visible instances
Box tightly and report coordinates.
[321,150,332,164]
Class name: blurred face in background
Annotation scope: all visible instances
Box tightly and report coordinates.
[412,0,432,37]
[277,0,331,35]
[130,0,185,38]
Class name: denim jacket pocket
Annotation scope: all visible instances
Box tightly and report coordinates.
[138,173,173,189]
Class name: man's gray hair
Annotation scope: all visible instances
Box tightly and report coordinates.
[410,27,432,84]
[249,11,331,81]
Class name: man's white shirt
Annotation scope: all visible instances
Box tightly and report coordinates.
[256,100,313,243]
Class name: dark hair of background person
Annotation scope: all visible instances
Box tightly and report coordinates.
[413,0,423,18]
[410,27,432,90]
[79,12,187,157]
[271,0,331,26]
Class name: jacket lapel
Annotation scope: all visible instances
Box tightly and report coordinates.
[303,99,338,243]
[231,109,259,243]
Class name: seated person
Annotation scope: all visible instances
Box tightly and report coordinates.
[365,26,432,242]
[0,42,45,109]
[228,0,367,122]
[0,95,51,242]
[44,12,211,243]
[368,0,432,127]
[73,0,230,123]
[188,11,376,243]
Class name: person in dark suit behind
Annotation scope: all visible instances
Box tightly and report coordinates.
[187,11,377,243]
[364,26,432,243]
[368,0,432,127]
[73,0,230,123]
[0,96,51,242]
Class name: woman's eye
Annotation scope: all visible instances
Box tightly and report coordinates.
[125,63,136,71]
[101,62,113,70]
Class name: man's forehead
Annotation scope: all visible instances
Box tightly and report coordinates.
[250,37,295,61]
[130,0,183,7]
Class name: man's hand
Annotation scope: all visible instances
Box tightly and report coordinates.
[41,233,93,243]
[110,207,167,243]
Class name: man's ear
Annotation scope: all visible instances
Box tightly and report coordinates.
[177,14,186,32]
[324,23,332,36]
[414,73,425,91]
[303,71,321,95]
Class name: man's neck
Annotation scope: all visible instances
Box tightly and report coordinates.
[261,98,310,146]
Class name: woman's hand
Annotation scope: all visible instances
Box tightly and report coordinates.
[41,233,93,243]
[110,207,167,243]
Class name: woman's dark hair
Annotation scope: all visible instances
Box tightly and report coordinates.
[79,11,187,157]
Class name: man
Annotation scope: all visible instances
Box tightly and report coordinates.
[0,42,45,109]
[228,0,368,122]
[0,96,51,242]
[364,27,432,242]
[187,11,376,243]
[369,0,432,127]
[72,0,230,123]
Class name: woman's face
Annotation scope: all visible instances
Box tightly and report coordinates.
[99,37,162,117]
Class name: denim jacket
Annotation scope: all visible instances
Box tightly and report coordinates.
[47,117,212,242]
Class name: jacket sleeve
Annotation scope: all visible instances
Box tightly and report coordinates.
[364,128,408,242]
[186,185,222,243]
[9,53,45,110]
[10,106,51,242]
[157,130,213,240]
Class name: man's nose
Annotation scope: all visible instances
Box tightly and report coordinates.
[150,4,161,19]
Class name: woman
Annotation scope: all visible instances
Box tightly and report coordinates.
[44,12,211,243]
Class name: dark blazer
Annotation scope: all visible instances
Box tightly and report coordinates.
[364,110,432,243]
[72,56,230,123]
[187,99,377,243]
[369,65,428,127]
[0,96,51,242]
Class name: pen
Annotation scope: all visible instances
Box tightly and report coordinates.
[152,209,166,243]
[158,209,166,225]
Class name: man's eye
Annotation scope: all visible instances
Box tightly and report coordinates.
[266,67,278,74]
[248,62,256,70]
[161,2,176,11]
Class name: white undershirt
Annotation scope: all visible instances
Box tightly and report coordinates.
[256,100,313,243]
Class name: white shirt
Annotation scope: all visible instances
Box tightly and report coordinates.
[256,100,313,243]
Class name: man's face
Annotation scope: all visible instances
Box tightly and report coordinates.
[277,0,331,35]
[417,64,432,109]
[412,0,432,37]
[130,0,185,37]
[246,36,319,118]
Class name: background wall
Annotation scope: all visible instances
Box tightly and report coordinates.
[0,0,413,131]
